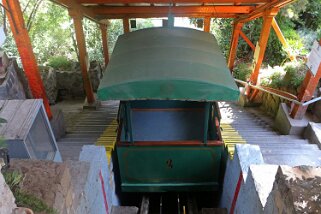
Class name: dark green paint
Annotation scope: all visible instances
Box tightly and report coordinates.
[98,27,239,102]
[117,145,223,192]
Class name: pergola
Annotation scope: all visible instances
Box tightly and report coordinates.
[3,0,319,120]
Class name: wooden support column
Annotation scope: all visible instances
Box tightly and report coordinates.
[290,39,321,119]
[249,9,278,86]
[204,17,211,33]
[227,22,244,71]
[123,18,130,33]
[100,24,109,66]
[69,10,95,104]
[3,0,52,119]
[271,18,295,61]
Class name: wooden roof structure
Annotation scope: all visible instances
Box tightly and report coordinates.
[51,0,294,21]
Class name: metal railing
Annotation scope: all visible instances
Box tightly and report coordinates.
[234,78,321,107]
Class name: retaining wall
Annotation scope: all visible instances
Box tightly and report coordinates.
[221,144,321,213]
[6,145,119,214]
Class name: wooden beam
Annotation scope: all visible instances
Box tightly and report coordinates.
[51,0,101,23]
[91,6,255,16]
[123,18,130,33]
[249,9,278,85]
[239,30,255,51]
[227,22,243,71]
[69,10,95,104]
[204,17,211,32]
[96,13,237,19]
[3,0,52,119]
[271,17,295,61]
[78,0,269,3]
[290,39,321,119]
[100,24,109,66]
[235,0,294,23]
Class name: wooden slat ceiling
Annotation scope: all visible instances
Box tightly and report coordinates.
[52,0,295,22]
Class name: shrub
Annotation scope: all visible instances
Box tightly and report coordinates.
[269,71,285,88]
[48,56,72,70]
[233,63,252,81]
[283,62,306,90]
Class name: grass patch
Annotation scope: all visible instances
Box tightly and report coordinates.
[3,171,56,214]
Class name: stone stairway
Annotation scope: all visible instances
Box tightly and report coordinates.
[56,100,119,161]
[219,102,321,166]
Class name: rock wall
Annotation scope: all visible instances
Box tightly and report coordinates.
[265,166,321,214]
[0,166,17,214]
[0,60,27,100]
[40,66,58,104]
[50,61,103,99]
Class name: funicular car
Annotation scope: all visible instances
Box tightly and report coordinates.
[98,27,239,192]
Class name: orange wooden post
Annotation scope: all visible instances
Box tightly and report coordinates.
[249,9,278,86]
[3,0,52,119]
[271,18,295,61]
[290,39,321,119]
[123,18,130,33]
[69,10,95,104]
[227,22,244,71]
[204,17,211,33]
[100,24,110,66]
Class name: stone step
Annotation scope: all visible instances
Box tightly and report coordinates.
[261,149,321,156]
[257,143,318,149]
[246,139,309,145]
[263,154,321,166]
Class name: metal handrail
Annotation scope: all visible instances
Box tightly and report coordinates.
[234,78,321,107]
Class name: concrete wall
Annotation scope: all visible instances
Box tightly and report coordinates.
[0,166,16,214]
[220,144,264,212]
[79,145,119,214]
[221,144,321,214]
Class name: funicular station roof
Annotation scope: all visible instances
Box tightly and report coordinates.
[51,0,295,21]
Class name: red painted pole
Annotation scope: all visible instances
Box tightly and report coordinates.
[3,0,52,119]
[100,24,110,67]
[69,10,95,104]
[227,22,243,71]
[290,39,321,119]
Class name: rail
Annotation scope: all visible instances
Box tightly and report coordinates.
[234,78,321,107]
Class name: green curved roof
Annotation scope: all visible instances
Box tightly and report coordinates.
[98,27,239,101]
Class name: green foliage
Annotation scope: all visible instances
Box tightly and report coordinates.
[107,20,124,55]
[4,171,56,214]
[269,71,285,88]
[233,63,252,81]
[261,61,306,92]
[3,171,23,192]
[48,56,72,70]
[15,191,56,214]
[283,62,306,89]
